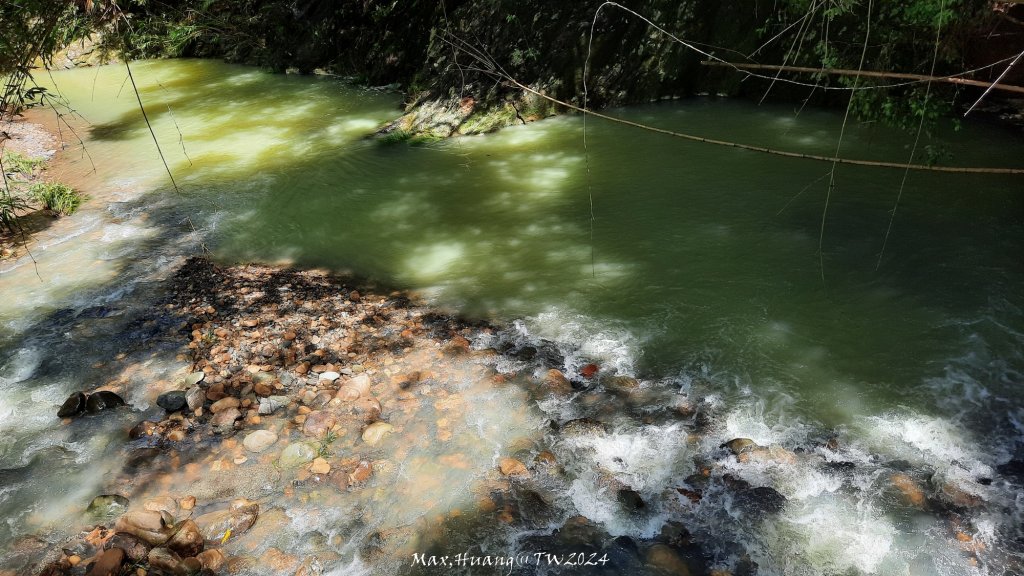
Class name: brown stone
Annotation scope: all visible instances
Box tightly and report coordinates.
[210,397,241,414]
[128,421,158,439]
[211,407,241,432]
[543,369,573,395]
[499,457,530,478]
[86,547,125,576]
[205,382,227,402]
[891,473,927,508]
[167,519,204,557]
[196,549,226,571]
[349,460,373,484]
[114,510,175,546]
[580,363,599,378]
[253,381,273,397]
[193,503,259,544]
[147,547,183,573]
[310,457,331,475]
[180,496,196,511]
[645,544,692,576]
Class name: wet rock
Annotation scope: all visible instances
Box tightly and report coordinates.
[543,369,574,395]
[196,549,226,571]
[128,420,158,439]
[105,532,150,563]
[732,486,787,519]
[210,407,241,432]
[932,475,984,509]
[362,421,395,445]
[205,382,227,402]
[167,519,204,557]
[258,395,289,415]
[891,473,927,508]
[311,391,333,409]
[193,503,259,544]
[499,457,530,478]
[310,457,331,475]
[617,488,645,511]
[606,375,640,394]
[85,547,125,576]
[185,386,205,411]
[658,521,691,548]
[184,372,205,386]
[86,494,129,520]
[279,442,317,468]
[349,460,373,484]
[58,392,87,418]
[243,429,278,453]
[210,397,240,414]
[535,450,558,466]
[646,544,692,575]
[157,391,188,413]
[86,391,126,413]
[147,547,183,574]
[558,418,608,437]
[114,510,175,546]
[145,496,180,517]
[723,438,760,455]
[302,411,336,439]
[181,556,202,574]
[580,363,600,378]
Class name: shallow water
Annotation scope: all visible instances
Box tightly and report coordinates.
[1,59,1023,575]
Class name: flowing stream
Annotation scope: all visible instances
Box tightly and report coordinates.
[1,59,1023,575]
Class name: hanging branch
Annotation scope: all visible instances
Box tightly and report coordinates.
[701,60,1024,94]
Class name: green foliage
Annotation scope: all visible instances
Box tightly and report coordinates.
[28,181,83,215]
[1,151,46,179]
[0,191,31,233]
[317,430,339,458]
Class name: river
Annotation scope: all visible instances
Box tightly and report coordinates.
[1,59,1022,575]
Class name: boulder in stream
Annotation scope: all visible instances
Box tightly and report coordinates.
[85,391,126,413]
[193,502,259,545]
[57,392,87,418]
[85,547,125,576]
[156,390,188,413]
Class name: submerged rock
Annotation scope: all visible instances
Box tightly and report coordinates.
[499,457,530,478]
[645,544,692,576]
[156,391,188,413]
[86,391,126,413]
[243,429,278,453]
[732,486,787,519]
[86,494,129,520]
[617,488,645,511]
[193,503,259,544]
[57,392,87,418]
[185,386,205,411]
[279,442,317,468]
[210,407,241,432]
[361,421,395,445]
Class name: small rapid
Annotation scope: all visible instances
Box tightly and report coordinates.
[0,59,1021,575]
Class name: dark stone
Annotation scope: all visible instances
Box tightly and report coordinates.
[86,391,126,413]
[57,392,87,418]
[721,474,752,491]
[732,486,787,519]
[617,488,645,511]
[106,532,151,563]
[997,459,1024,480]
[156,391,188,412]
[86,547,125,576]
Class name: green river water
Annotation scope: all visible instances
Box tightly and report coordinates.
[1,59,1023,575]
